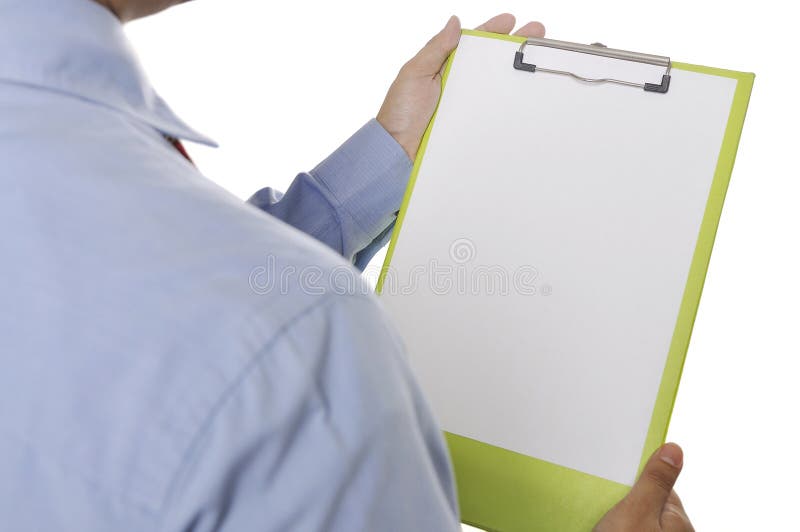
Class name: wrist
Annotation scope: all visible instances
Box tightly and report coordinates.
[375,114,417,162]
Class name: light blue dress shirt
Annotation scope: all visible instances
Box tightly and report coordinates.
[0,0,459,530]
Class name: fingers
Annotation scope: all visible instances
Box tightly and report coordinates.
[594,446,692,531]
[513,21,546,38]
[405,15,461,76]
[475,14,544,38]
[666,490,685,512]
[662,490,694,531]
[626,443,684,518]
[404,14,546,78]
[474,13,516,34]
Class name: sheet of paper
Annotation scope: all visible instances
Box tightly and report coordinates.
[379,34,736,485]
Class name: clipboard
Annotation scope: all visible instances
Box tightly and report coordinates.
[376,29,753,531]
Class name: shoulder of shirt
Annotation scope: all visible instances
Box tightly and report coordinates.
[0,75,403,522]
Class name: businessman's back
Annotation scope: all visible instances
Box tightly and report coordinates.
[0,1,458,530]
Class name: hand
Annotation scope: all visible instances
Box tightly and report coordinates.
[594,443,694,532]
[377,14,545,160]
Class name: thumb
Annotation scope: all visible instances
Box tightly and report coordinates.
[405,15,461,76]
[626,443,684,516]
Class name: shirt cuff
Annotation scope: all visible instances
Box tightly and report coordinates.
[310,118,413,254]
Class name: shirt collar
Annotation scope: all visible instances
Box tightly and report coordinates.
[0,0,217,147]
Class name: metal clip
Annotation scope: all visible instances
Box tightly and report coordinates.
[513,37,672,93]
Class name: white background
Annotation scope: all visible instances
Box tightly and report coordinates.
[127,1,798,530]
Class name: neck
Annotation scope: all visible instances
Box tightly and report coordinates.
[91,0,125,21]
[91,0,182,22]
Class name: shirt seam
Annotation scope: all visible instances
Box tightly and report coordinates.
[291,175,349,259]
[308,168,374,246]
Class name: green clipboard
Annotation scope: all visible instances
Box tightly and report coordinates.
[377,29,753,532]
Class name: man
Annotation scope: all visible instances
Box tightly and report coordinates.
[0,0,694,530]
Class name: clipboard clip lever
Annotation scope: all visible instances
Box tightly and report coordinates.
[513,37,672,93]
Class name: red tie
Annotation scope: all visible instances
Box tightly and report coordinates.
[165,135,194,165]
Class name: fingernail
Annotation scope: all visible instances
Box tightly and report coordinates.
[659,443,683,468]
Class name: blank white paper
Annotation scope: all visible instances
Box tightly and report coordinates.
[379,34,737,485]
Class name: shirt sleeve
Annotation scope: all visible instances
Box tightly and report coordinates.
[247,119,413,270]
[158,294,460,532]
